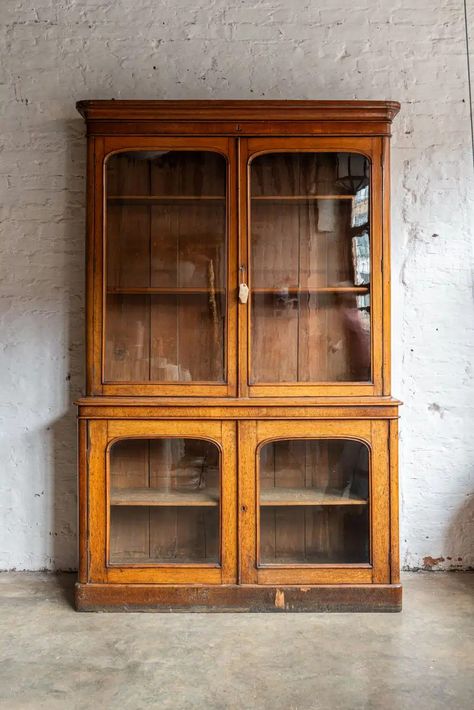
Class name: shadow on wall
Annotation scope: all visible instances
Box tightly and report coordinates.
[49,118,86,576]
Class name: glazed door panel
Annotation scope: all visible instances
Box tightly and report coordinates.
[238,419,390,585]
[90,136,237,396]
[88,419,237,584]
[238,137,384,398]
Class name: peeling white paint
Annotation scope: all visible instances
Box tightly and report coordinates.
[0,0,473,570]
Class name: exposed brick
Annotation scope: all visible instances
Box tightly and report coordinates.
[0,0,472,571]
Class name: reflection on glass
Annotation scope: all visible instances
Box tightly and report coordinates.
[259,439,369,564]
[104,151,227,383]
[109,438,220,564]
[250,152,371,383]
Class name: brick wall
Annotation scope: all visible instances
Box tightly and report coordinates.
[0,0,473,570]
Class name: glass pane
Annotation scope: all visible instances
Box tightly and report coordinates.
[259,439,369,564]
[109,438,220,564]
[105,151,227,382]
[250,152,371,383]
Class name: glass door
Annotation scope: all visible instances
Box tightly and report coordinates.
[87,420,237,585]
[240,137,383,397]
[238,420,390,585]
[94,137,237,396]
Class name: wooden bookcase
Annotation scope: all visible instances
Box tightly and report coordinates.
[75,101,401,612]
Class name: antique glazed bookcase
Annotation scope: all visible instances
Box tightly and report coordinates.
[75,100,401,612]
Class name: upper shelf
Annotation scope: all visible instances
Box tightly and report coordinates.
[107,195,355,203]
[108,195,225,203]
[107,287,225,295]
[252,286,369,294]
[106,286,368,296]
[251,195,354,202]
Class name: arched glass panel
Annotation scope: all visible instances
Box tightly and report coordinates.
[259,438,369,564]
[249,152,371,383]
[109,438,220,565]
[104,150,227,383]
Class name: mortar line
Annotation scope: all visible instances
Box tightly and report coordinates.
[463,0,474,174]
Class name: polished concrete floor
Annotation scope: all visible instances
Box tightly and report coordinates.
[0,572,472,709]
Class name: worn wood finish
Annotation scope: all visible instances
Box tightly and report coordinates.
[76,100,401,139]
[77,100,400,611]
[76,582,402,612]
[238,419,390,585]
[240,136,383,397]
[389,418,401,584]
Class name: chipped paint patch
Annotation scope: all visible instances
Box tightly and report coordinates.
[423,556,445,570]
[275,589,285,609]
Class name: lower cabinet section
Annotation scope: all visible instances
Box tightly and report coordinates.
[77,410,401,611]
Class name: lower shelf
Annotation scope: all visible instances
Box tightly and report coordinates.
[76,582,402,612]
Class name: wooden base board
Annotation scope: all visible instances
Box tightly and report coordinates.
[76,583,402,612]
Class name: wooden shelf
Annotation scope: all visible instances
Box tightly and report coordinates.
[110,487,219,507]
[107,287,225,295]
[108,195,225,203]
[252,286,369,294]
[251,195,354,202]
[260,488,367,506]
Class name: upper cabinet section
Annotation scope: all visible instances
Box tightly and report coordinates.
[79,102,399,397]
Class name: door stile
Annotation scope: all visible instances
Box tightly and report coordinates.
[237,138,250,397]
[221,420,238,583]
[88,419,108,582]
[369,138,384,395]
[238,420,258,583]
[370,419,390,583]
[227,138,239,397]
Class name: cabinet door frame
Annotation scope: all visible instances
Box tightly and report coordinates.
[238,136,385,398]
[87,419,237,584]
[238,419,390,585]
[87,135,238,396]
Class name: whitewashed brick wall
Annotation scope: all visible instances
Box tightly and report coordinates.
[0,0,473,570]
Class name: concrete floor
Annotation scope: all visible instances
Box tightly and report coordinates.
[0,573,472,710]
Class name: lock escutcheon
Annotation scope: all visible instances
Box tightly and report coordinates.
[239,283,249,304]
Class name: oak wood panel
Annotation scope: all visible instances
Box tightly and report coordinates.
[88,420,108,582]
[77,100,401,122]
[370,420,390,583]
[77,101,400,608]
[77,395,401,407]
[256,568,372,585]
[382,136,392,396]
[76,582,402,612]
[85,137,96,392]
[83,120,398,138]
[78,420,88,583]
[389,418,400,584]
[238,420,258,583]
